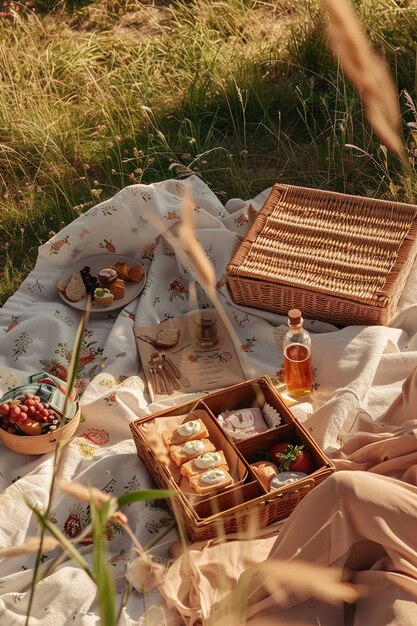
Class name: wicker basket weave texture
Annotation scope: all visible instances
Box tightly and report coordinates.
[227,184,417,325]
[130,377,335,542]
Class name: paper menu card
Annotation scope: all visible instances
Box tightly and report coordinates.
[134,310,245,402]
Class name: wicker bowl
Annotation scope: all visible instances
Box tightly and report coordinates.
[0,373,80,455]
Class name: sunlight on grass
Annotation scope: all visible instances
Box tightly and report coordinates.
[1,0,417,304]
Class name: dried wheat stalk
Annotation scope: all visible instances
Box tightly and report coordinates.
[320,0,407,164]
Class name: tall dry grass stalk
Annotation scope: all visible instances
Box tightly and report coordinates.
[320,0,407,165]
[25,299,92,626]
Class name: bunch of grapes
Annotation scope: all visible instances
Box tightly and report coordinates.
[0,393,60,435]
[80,266,99,295]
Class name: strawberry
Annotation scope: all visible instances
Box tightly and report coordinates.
[268,442,314,474]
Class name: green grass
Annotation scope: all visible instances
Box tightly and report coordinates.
[1,0,417,304]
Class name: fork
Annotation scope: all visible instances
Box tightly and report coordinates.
[148,362,162,395]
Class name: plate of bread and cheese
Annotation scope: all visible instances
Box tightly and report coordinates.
[56,254,146,312]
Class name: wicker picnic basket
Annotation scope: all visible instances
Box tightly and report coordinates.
[226,184,417,326]
[130,376,334,542]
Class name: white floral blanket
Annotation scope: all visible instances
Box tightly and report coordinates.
[0,174,417,624]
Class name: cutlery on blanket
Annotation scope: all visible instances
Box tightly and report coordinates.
[161,353,191,388]
[148,362,162,395]
[150,353,177,394]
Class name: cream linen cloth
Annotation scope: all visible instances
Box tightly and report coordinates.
[0,175,416,624]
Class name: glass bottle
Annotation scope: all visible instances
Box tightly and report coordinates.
[282,308,313,398]
[193,309,218,349]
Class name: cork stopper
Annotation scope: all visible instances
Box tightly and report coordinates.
[288,308,302,325]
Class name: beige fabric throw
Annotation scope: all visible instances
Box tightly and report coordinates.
[160,365,417,626]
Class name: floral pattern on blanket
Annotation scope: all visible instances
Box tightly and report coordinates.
[0,174,415,625]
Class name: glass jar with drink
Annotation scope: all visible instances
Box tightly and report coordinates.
[282,308,313,398]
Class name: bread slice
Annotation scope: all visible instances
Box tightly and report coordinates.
[57,275,70,294]
[65,272,86,302]
[169,438,215,467]
[181,450,228,478]
[162,417,209,447]
[189,468,234,494]
[154,328,180,348]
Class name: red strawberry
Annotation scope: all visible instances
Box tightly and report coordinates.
[268,442,314,474]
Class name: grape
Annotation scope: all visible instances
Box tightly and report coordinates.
[0,394,65,436]
[83,266,91,273]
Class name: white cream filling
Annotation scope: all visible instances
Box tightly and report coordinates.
[200,469,226,485]
[177,420,201,437]
[195,452,221,469]
[270,471,307,489]
[183,440,205,455]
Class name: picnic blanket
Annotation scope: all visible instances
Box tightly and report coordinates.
[1,174,417,624]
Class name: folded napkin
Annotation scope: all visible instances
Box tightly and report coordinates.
[218,404,281,441]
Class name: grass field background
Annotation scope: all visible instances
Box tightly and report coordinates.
[1,0,417,304]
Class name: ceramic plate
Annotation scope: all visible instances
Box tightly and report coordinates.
[57,254,146,313]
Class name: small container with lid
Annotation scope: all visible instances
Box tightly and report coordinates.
[282,309,313,398]
[193,309,218,349]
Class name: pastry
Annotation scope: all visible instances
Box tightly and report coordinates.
[162,415,209,448]
[108,278,126,300]
[251,461,279,491]
[65,272,87,302]
[189,468,234,494]
[94,288,114,307]
[128,265,145,282]
[98,267,118,286]
[181,450,228,478]
[169,438,215,467]
[113,262,131,281]
[112,261,144,283]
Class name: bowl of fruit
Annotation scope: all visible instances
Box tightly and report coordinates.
[0,372,80,455]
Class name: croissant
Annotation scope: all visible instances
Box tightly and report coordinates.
[113,261,145,283]
[108,278,126,300]
[113,262,131,281]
